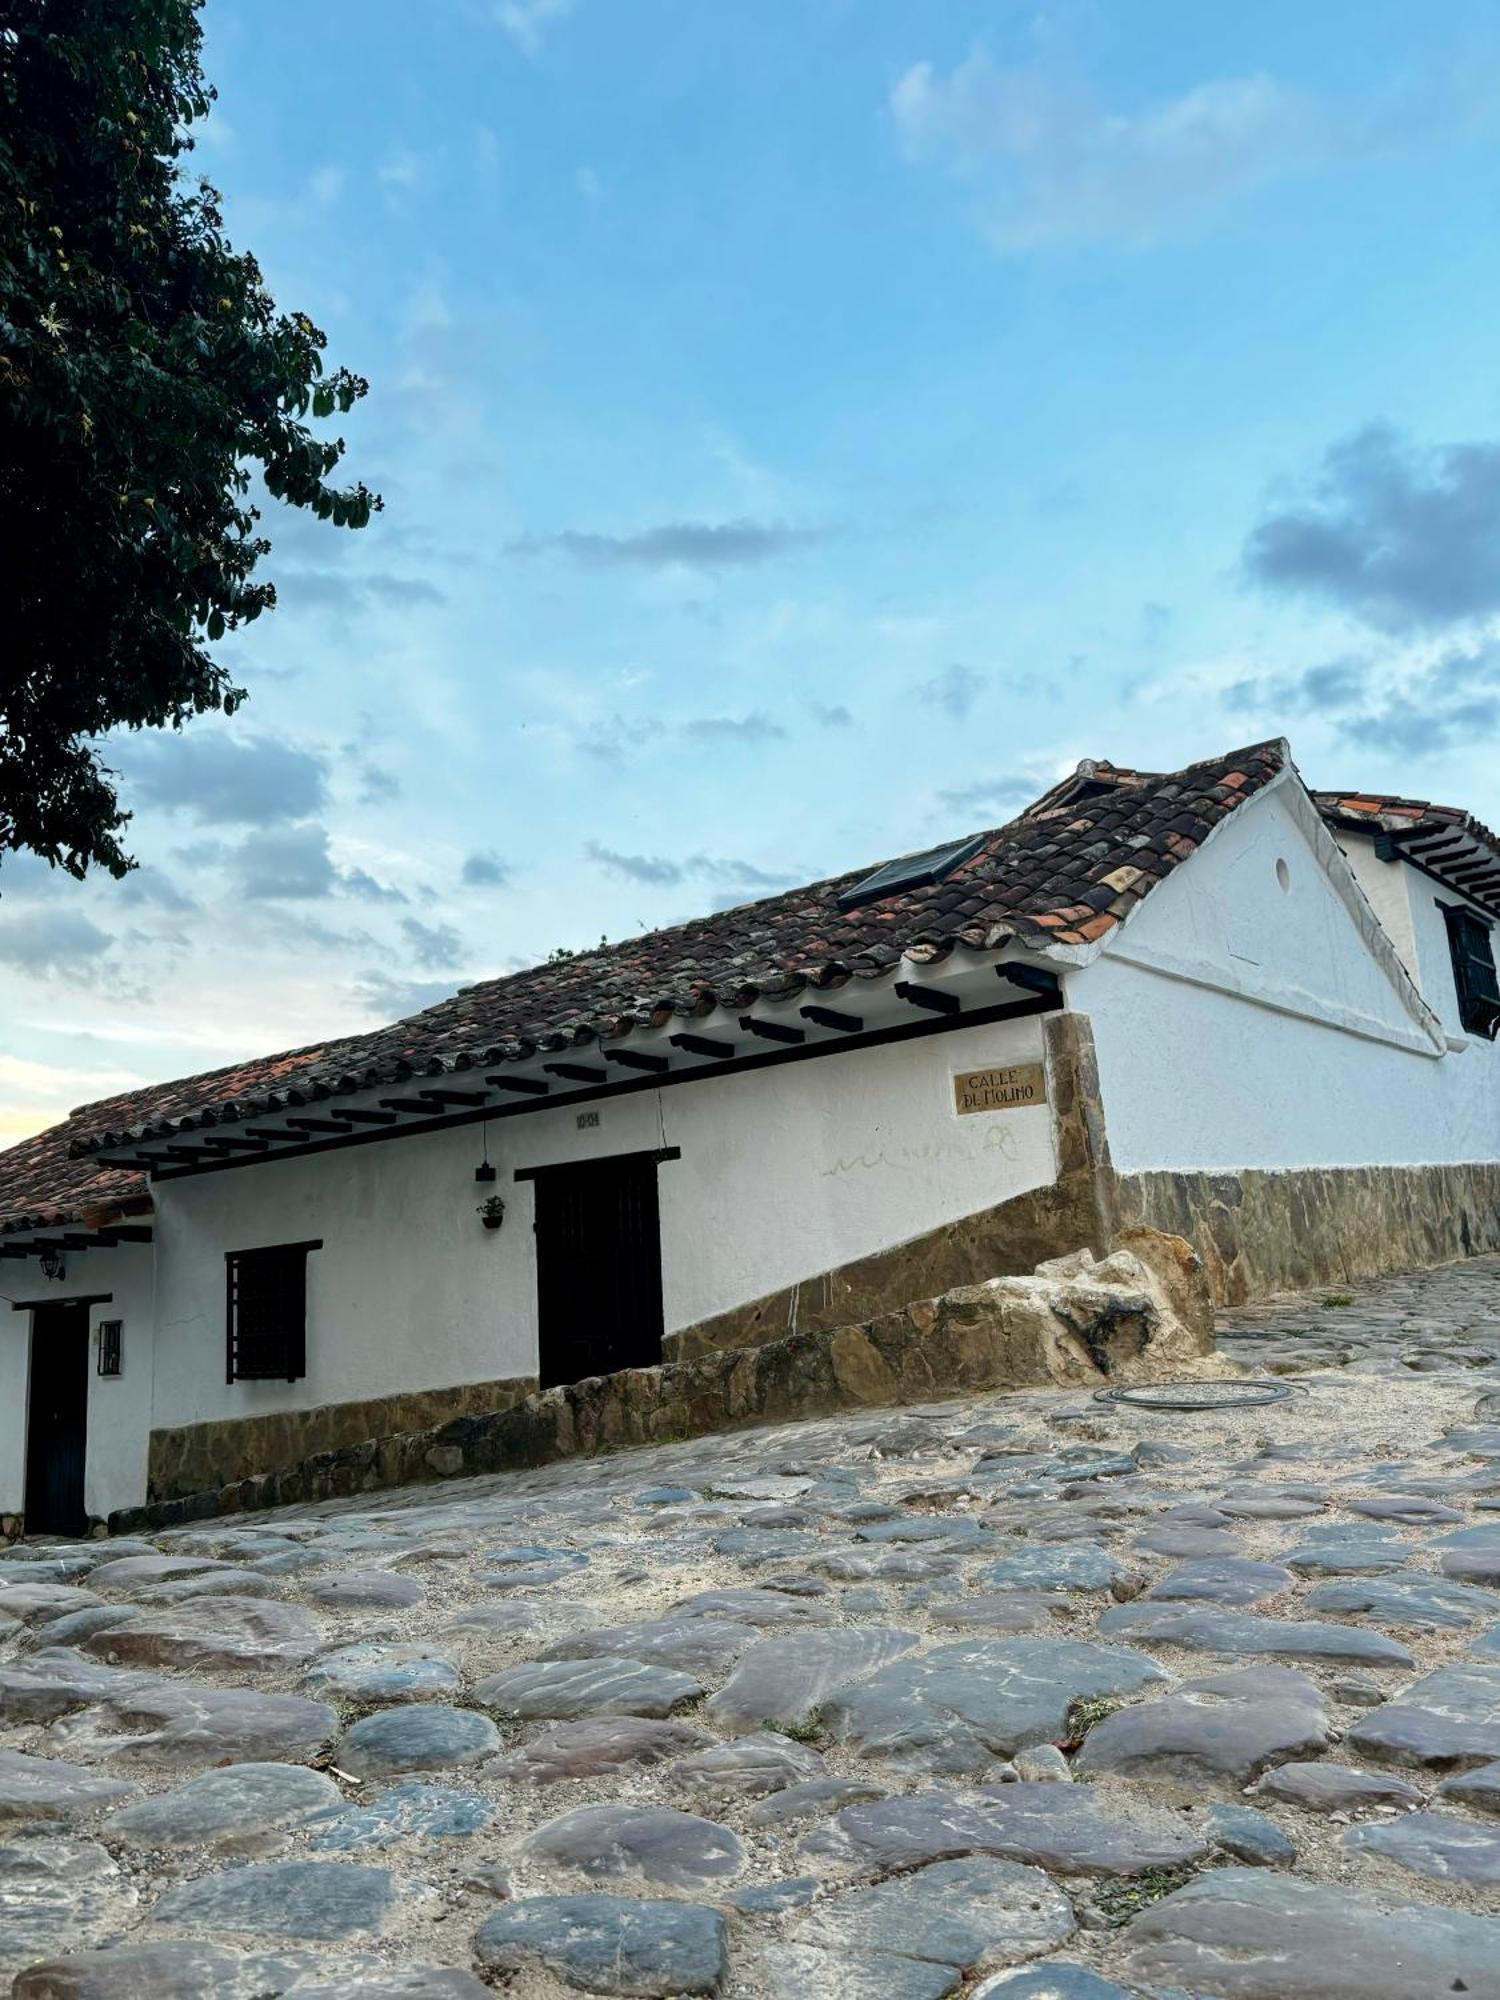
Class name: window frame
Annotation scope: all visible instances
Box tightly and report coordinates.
[1439,898,1500,1041]
[96,1319,123,1378]
[224,1239,322,1384]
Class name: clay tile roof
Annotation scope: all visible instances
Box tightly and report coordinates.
[2,737,1289,1233]
[1312,788,1500,917]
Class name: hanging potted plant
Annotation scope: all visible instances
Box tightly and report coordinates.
[477,1195,506,1232]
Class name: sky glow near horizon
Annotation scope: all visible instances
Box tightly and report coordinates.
[6,0,1500,1142]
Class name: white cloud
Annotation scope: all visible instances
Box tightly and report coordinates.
[307,165,345,209]
[494,0,574,58]
[891,51,1320,249]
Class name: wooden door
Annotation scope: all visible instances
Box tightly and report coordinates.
[25,1303,90,1538]
[533,1155,666,1390]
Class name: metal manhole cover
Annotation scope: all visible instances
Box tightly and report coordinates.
[1094,1379,1295,1411]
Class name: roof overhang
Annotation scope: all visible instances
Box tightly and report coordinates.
[74,948,1067,1182]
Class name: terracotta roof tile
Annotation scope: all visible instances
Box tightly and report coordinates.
[1313,788,1500,919]
[0,738,1291,1232]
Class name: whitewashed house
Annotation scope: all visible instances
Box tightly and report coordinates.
[3,736,1498,1533]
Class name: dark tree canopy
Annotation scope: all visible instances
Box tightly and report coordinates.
[0,0,377,879]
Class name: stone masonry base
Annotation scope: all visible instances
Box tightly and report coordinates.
[1113,1161,1500,1305]
[110,1233,1211,1536]
[146,1375,538,1505]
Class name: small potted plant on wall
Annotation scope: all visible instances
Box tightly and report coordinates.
[477,1194,506,1232]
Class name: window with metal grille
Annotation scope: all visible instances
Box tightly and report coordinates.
[225,1240,321,1383]
[96,1320,123,1378]
[1441,902,1500,1040]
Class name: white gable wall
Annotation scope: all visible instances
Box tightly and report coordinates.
[1077,781,1500,1173]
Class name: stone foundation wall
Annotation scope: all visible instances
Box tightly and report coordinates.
[146,1375,538,1503]
[1112,1162,1500,1305]
[666,1009,1114,1364]
[112,1233,1212,1535]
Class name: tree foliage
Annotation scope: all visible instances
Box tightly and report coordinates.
[0,0,377,878]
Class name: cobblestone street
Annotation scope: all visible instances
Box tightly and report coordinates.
[4,1257,1500,1996]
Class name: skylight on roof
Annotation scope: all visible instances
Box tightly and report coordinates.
[836,833,986,913]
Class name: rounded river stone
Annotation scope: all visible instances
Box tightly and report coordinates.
[979,1544,1132,1593]
[45,1681,338,1771]
[473,1656,703,1721]
[767,1855,1075,1998]
[305,1571,423,1611]
[80,1598,321,1674]
[103,1762,340,1849]
[1146,1559,1295,1607]
[1119,1865,1500,1999]
[150,1860,396,1940]
[1076,1690,1332,1786]
[527,1804,744,1889]
[801,1782,1209,1878]
[0,1749,131,1824]
[310,1782,494,1853]
[1349,1662,1500,1769]
[820,1637,1168,1774]
[1097,1604,1414,1668]
[338,1705,499,1777]
[1345,1809,1500,1885]
[303,1644,463,1703]
[1252,1761,1424,1813]
[537,1617,756,1676]
[475,1893,729,1996]
[484,1716,713,1784]
[707,1625,919,1734]
[670,1732,825,1800]
[973,1968,1136,1999]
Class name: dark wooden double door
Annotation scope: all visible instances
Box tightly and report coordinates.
[25,1302,90,1538]
[533,1153,666,1390]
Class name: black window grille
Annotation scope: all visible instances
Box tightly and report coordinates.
[225,1240,321,1383]
[1441,902,1500,1041]
[97,1320,123,1378]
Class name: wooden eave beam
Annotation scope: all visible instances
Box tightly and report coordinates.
[893,979,961,1015]
[418,1088,488,1108]
[739,1015,805,1044]
[378,1098,439,1115]
[605,1050,670,1073]
[542,1062,609,1084]
[338,1108,399,1125]
[669,1033,735,1059]
[486,1075,550,1096]
[996,963,1062,999]
[800,1005,863,1033]
[284,1117,354,1136]
[243,1127,308,1145]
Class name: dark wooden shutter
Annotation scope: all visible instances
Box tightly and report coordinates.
[25,1303,90,1537]
[532,1155,666,1389]
[1442,904,1500,1039]
[225,1241,321,1382]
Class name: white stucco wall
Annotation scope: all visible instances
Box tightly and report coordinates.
[144,1006,1055,1438]
[0,1247,155,1520]
[1078,781,1500,1174]
[1336,830,1421,980]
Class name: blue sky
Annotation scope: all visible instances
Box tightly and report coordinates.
[7,0,1500,1140]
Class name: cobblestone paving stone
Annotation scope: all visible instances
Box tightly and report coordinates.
[8,1257,1500,1993]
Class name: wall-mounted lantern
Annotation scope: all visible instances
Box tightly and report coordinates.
[477,1195,506,1232]
[38,1247,65,1283]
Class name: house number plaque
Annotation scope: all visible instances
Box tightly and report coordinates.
[953,1063,1047,1115]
